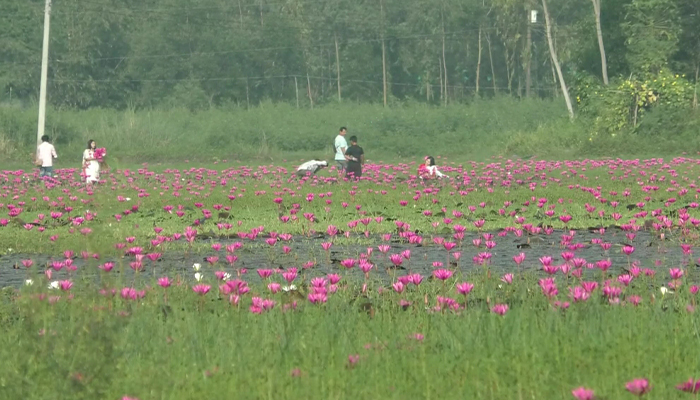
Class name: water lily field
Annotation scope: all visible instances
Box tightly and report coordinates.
[1,157,700,400]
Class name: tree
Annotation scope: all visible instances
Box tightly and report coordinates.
[622,0,681,75]
[541,0,575,119]
[674,0,700,108]
[590,0,609,84]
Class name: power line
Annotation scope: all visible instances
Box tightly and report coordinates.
[48,73,557,92]
[1,27,502,67]
[57,0,356,14]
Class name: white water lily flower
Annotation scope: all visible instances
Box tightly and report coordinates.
[194,272,203,282]
[192,263,201,271]
[282,285,297,292]
[223,272,231,281]
[48,281,59,290]
[125,198,131,201]
[660,286,670,296]
[25,279,33,286]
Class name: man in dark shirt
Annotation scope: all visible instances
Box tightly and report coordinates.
[344,135,364,180]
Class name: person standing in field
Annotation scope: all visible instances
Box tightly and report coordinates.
[334,127,348,172]
[344,135,364,180]
[82,139,100,185]
[36,135,57,178]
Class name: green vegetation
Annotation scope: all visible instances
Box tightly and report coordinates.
[1,271,698,400]
[2,100,700,165]
[0,155,696,256]
[0,154,698,399]
[1,0,700,165]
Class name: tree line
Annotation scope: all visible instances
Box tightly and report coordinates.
[1,0,698,126]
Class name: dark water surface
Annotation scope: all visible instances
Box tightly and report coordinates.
[0,228,689,289]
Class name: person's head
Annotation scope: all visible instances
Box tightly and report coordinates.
[349,135,358,144]
[41,135,50,143]
[424,156,435,166]
[339,127,347,136]
[87,139,96,149]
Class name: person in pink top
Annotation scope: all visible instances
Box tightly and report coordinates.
[417,156,448,180]
[36,135,57,178]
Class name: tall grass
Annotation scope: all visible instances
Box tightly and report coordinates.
[1,274,697,400]
[1,98,699,166]
[0,98,576,163]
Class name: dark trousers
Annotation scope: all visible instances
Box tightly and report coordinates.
[296,169,315,178]
[346,162,362,179]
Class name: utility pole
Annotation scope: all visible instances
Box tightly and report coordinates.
[37,0,52,147]
[525,9,535,98]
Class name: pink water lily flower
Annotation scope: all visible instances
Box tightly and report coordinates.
[676,378,700,394]
[571,387,595,400]
[456,282,474,296]
[432,269,453,281]
[491,304,508,315]
[192,284,211,295]
[625,378,651,396]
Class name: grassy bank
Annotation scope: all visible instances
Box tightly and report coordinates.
[1,270,698,400]
[2,99,699,166]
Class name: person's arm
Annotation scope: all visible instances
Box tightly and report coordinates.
[51,145,57,159]
[434,166,449,178]
[360,154,365,165]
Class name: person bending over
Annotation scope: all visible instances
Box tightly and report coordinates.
[418,156,448,180]
[344,136,364,180]
[296,159,328,178]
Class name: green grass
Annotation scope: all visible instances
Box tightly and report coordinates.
[0,156,697,256]
[1,271,698,400]
[2,99,700,166]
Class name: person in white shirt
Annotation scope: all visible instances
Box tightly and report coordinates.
[296,159,328,178]
[36,135,57,178]
[334,127,348,172]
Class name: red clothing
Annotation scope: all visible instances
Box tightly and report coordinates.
[417,163,431,179]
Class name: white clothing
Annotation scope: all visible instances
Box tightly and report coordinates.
[82,149,100,183]
[297,160,328,173]
[36,142,57,167]
[334,135,347,161]
[423,165,448,178]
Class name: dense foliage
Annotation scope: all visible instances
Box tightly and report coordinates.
[1,0,698,109]
[0,0,699,161]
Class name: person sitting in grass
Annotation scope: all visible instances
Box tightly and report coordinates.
[418,156,448,180]
[296,159,328,178]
